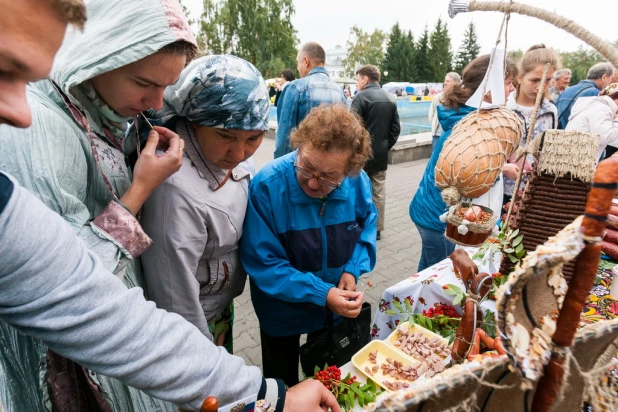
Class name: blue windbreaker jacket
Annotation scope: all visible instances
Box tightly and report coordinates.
[409,104,476,232]
[555,80,600,129]
[241,151,377,336]
[274,68,347,158]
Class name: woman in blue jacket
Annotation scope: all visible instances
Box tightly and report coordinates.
[409,55,519,271]
[241,104,377,386]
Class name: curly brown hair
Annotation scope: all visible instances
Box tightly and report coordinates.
[290,104,372,174]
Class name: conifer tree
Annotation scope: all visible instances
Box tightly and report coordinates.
[428,17,453,82]
[404,30,417,81]
[382,23,416,83]
[415,26,432,82]
[454,21,480,74]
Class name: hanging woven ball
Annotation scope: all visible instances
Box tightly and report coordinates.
[435,108,524,204]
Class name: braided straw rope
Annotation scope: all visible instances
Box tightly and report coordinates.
[449,0,618,68]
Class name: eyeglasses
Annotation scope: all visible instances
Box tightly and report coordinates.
[294,161,343,190]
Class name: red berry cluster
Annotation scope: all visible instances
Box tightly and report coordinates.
[315,366,341,390]
[314,365,356,391]
[315,365,341,382]
[422,303,460,318]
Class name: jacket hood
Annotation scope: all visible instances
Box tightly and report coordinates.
[570,95,617,119]
[437,104,476,131]
[50,0,196,96]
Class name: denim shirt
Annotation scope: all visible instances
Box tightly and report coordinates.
[274,67,346,158]
[555,80,600,129]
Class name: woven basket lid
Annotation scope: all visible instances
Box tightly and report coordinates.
[536,130,600,183]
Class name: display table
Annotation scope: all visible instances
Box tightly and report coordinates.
[337,245,496,411]
[582,261,618,324]
[338,362,367,412]
[338,251,618,411]
[371,246,497,341]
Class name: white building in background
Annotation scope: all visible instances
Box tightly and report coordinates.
[325,45,347,79]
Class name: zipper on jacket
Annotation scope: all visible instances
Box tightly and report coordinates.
[320,199,328,279]
[222,261,231,289]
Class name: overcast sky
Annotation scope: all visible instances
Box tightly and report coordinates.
[183,0,616,56]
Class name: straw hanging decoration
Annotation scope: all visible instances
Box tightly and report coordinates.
[449,0,618,68]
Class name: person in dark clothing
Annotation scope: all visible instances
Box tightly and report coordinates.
[274,69,296,107]
[351,64,401,240]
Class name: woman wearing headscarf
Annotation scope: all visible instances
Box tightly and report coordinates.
[0,0,197,410]
[140,55,270,353]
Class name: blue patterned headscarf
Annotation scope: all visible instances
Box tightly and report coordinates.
[153,55,270,131]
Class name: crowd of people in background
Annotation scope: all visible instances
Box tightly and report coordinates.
[2,1,618,411]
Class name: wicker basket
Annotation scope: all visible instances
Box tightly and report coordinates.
[445,203,497,246]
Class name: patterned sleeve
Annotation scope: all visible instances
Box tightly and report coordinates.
[0,97,148,273]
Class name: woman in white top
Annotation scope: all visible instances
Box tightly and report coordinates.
[566,82,618,162]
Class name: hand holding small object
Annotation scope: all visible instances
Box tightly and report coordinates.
[326,289,363,318]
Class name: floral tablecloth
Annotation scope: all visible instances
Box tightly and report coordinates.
[583,259,618,324]
[371,247,497,340]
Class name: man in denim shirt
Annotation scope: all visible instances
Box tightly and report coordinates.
[274,42,346,158]
[555,62,615,129]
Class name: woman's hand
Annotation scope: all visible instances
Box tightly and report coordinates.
[502,163,520,180]
[120,127,185,215]
[337,272,357,291]
[326,289,363,318]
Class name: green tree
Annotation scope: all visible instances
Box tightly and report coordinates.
[342,25,387,77]
[428,17,453,82]
[507,49,523,62]
[198,0,298,78]
[179,0,196,26]
[382,23,416,83]
[559,44,614,85]
[453,21,480,74]
[414,26,432,82]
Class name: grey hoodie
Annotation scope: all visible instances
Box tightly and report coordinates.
[0,173,284,411]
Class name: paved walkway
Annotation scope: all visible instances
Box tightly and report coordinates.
[234,138,429,370]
